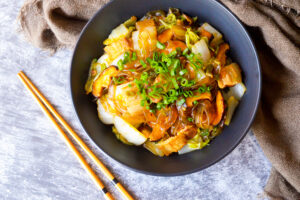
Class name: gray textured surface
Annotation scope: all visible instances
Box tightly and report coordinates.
[0,1,272,200]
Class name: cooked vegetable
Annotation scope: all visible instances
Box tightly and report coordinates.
[212,91,224,126]
[112,81,146,127]
[112,126,133,145]
[185,28,200,49]
[223,83,247,100]
[178,130,210,154]
[114,116,147,145]
[92,66,119,97]
[85,8,246,156]
[192,100,216,129]
[104,38,132,61]
[97,98,114,125]
[149,105,178,141]
[199,23,223,47]
[156,131,187,156]
[85,59,104,94]
[199,29,212,40]
[224,96,239,125]
[143,140,164,157]
[192,39,211,64]
[218,63,242,88]
[216,43,229,67]
[162,40,187,54]
[133,19,157,57]
[186,92,212,107]
[158,29,173,43]
[103,16,137,45]
[171,25,186,41]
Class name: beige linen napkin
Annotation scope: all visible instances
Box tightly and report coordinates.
[18,0,300,199]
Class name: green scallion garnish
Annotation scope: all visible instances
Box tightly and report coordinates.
[156,41,166,49]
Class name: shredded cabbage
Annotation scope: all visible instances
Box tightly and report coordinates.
[200,23,223,47]
[224,96,239,125]
[112,126,133,145]
[192,39,211,64]
[84,59,106,94]
[158,13,177,32]
[185,28,200,49]
[178,129,210,154]
[103,16,137,45]
[223,83,247,101]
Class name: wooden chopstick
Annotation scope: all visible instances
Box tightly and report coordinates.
[18,71,134,200]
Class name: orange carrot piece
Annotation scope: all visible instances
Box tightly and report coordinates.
[200,29,212,40]
[212,91,224,125]
[158,29,173,43]
[161,40,187,54]
[186,92,212,107]
[216,43,229,67]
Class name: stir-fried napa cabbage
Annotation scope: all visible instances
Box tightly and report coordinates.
[84,8,247,156]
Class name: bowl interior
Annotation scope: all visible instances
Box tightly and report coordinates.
[70,0,260,175]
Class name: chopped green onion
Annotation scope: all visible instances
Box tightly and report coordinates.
[169,89,176,96]
[176,47,182,55]
[156,41,166,49]
[168,50,177,58]
[174,59,180,69]
[150,109,156,113]
[140,60,146,68]
[156,103,163,110]
[201,130,210,137]
[123,52,130,63]
[179,69,188,75]
[170,68,176,76]
[146,57,152,64]
[171,78,179,89]
[112,77,124,85]
[117,59,124,70]
[153,52,159,61]
[186,53,194,60]
[181,78,188,86]
[188,117,193,122]
[177,98,185,106]
[131,52,137,61]
[182,48,189,56]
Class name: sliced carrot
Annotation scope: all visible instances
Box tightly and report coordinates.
[161,40,187,54]
[158,29,173,43]
[212,91,224,125]
[186,92,212,107]
[216,43,229,67]
[200,29,212,40]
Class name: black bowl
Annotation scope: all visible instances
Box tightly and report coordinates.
[70,0,261,176]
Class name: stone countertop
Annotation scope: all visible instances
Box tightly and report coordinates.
[0,1,271,199]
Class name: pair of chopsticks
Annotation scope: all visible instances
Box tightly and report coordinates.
[18,71,134,200]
